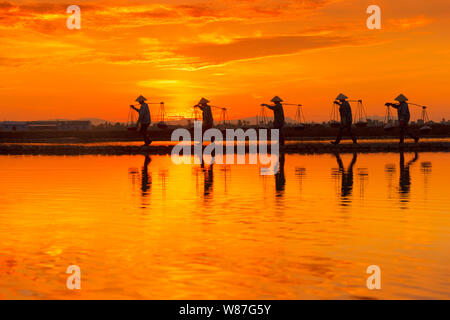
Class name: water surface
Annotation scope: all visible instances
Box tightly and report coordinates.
[0,153,449,299]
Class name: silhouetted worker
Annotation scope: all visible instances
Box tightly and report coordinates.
[385,94,419,144]
[195,97,214,130]
[332,94,358,145]
[399,151,418,196]
[335,152,357,198]
[262,96,285,145]
[131,95,152,146]
[195,97,215,143]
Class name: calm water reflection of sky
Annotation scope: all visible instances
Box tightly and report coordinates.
[0,152,449,299]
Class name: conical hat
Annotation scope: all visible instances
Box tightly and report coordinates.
[336,93,348,100]
[199,97,210,104]
[135,95,147,102]
[271,96,283,102]
[395,94,408,102]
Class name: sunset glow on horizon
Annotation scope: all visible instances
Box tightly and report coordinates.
[1,0,449,123]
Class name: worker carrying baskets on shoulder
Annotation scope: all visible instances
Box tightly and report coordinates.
[385,94,419,144]
[331,93,358,145]
[194,97,214,131]
[261,96,285,146]
[194,97,215,144]
[130,95,152,146]
[261,96,286,145]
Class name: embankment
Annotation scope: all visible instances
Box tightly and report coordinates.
[1,141,449,155]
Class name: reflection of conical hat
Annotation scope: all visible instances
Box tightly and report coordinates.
[271,96,283,102]
[336,93,348,100]
[135,95,147,102]
[395,94,408,102]
[199,97,210,104]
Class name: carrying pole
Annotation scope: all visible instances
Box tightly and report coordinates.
[409,102,426,108]
[283,103,303,106]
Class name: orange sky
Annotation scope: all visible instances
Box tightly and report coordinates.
[0,0,449,122]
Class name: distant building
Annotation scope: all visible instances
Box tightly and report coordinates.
[367,119,384,127]
[26,121,59,131]
[0,120,91,131]
[59,121,91,131]
[29,121,91,131]
[0,121,29,131]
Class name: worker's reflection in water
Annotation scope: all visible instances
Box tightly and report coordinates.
[202,162,214,197]
[399,151,418,201]
[334,153,357,203]
[141,154,152,196]
[200,149,214,197]
[275,152,286,196]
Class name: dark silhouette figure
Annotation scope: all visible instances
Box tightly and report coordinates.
[195,97,214,131]
[275,152,286,196]
[262,96,285,145]
[332,94,358,144]
[194,97,215,143]
[199,143,215,197]
[335,153,357,200]
[399,152,418,197]
[131,95,152,146]
[141,154,152,196]
[385,94,419,144]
